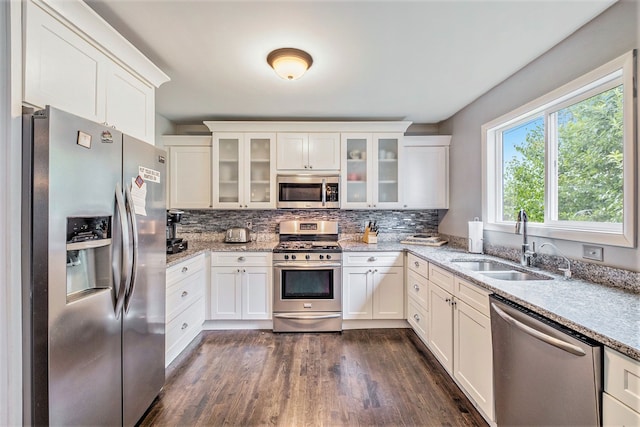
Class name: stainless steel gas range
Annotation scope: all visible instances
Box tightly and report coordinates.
[272,220,342,332]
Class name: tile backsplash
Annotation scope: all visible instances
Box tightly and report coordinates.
[176,209,439,239]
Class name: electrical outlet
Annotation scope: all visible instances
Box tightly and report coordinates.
[245,221,252,229]
[582,244,603,261]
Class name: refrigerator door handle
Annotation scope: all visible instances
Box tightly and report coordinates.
[124,184,139,313]
[490,302,586,356]
[114,183,130,318]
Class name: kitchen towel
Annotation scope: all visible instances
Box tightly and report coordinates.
[468,218,483,254]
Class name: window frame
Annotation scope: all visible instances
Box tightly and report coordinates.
[482,51,636,248]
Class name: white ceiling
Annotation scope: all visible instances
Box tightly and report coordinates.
[85,0,616,125]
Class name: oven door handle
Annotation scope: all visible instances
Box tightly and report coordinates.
[274,313,342,320]
[273,263,342,269]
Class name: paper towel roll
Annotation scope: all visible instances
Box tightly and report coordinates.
[468,219,484,254]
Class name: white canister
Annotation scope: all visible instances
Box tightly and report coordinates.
[468,218,484,254]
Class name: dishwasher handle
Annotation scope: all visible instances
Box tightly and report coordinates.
[491,302,586,356]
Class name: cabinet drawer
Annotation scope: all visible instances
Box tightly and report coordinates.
[605,347,640,413]
[166,268,205,322]
[407,298,429,343]
[407,253,429,277]
[211,252,271,267]
[455,277,491,317]
[603,392,640,426]
[429,264,455,293]
[167,254,205,285]
[407,269,428,309]
[166,298,204,355]
[343,252,403,267]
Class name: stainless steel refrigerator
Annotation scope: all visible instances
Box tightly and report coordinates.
[22,106,167,426]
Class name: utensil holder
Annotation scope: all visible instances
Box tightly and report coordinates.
[362,228,378,244]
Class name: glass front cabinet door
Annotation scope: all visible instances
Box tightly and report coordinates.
[341,133,402,209]
[213,133,275,209]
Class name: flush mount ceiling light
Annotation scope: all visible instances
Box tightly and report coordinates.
[267,48,313,80]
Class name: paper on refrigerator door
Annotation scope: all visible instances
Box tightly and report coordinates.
[131,176,147,216]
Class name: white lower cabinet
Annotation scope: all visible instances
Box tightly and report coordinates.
[603,347,640,426]
[406,253,430,344]
[165,254,206,367]
[209,252,271,320]
[453,297,493,420]
[425,263,494,422]
[343,252,404,320]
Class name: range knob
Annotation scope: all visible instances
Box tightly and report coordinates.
[284,254,289,260]
[326,254,332,260]
[291,255,297,260]
[305,254,311,260]
[319,254,325,260]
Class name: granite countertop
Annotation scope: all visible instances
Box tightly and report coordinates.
[167,240,278,267]
[167,238,640,361]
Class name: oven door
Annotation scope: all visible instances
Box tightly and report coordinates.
[273,263,342,313]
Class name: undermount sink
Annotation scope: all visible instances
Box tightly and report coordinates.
[479,271,552,281]
[451,260,515,271]
[451,259,553,281]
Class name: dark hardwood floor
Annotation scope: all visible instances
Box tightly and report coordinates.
[139,329,488,426]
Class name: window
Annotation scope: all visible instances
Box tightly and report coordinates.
[483,51,635,247]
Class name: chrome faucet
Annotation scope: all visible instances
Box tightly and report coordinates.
[515,209,536,266]
[539,242,572,279]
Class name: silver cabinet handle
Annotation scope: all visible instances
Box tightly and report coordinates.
[238,256,246,262]
[182,266,188,273]
[309,165,313,169]
[368,269,372,273]
[181,323,188,330]
[413,284,420,291]
[374,269,378,273]
[490,302,586,356]
[445,298,451,303]
[304,165,308,169]
[413,314,420,322]
[414,261,420,267]
[181,291,188,298]
[368,256,377,262]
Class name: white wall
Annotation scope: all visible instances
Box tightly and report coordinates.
[1,0,23,425]
[154,112,176,148]
[439,0,639,272]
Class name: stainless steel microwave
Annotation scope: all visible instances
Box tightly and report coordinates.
[276,175,340,208]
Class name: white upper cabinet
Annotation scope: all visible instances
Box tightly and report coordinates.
[23,0,169,144]
[402,136,450,209]
[23,0,108,124]
[105,63,155,142]
[163,136,212,209]
[341,133,403,209]
[213,133,276,209]
[276,132,340,171]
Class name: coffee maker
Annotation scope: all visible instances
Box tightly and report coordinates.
[166,209,188,254]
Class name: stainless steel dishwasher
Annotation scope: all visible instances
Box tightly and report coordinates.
[490,294,602,426]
